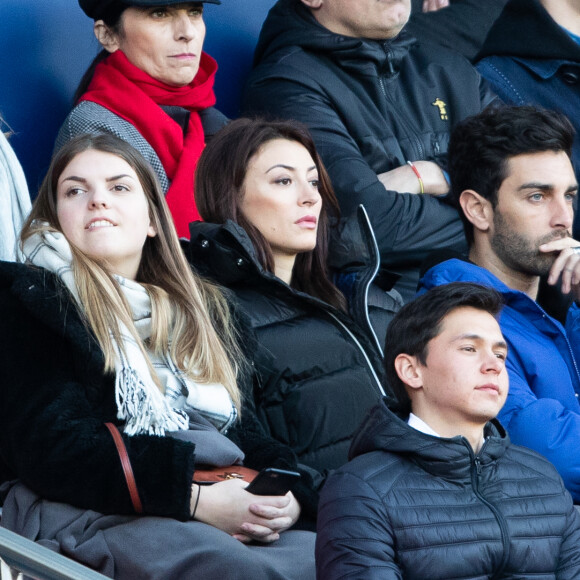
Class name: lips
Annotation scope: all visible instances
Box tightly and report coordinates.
[170,53,197,60]
[295,216,317,225]
[476,384,500,394]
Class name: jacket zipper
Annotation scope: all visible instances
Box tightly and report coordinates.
[358,205,384,356]
[471,448,510,579]
[379,42,425,160]
[535,302,580,396]
[326,311,386,397]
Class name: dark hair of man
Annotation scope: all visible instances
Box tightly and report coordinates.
[195,117,346,311]
[384,282,504,416]
[448,105,575,245]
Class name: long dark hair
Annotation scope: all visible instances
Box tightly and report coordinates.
[195,117,346,311]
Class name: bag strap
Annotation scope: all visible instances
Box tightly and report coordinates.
[104,422,143,514]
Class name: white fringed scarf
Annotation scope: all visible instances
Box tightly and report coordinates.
[22,228,237,436]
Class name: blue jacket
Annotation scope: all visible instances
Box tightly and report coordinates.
[475,0,580,237]
[420,259,580,502]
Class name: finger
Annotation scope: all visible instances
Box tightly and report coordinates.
[248,503,284,519]
[248,494,290,509]
[549,251,580,293]
[539,238,579,253]
[232,534,252,544]
[548,248,575,287]
[240,522,280,541]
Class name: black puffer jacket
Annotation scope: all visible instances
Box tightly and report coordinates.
[187,217,390,487]
[316,401,580,579]
[243,0,498,298]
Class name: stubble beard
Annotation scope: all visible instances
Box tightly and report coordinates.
[490,212,570,277]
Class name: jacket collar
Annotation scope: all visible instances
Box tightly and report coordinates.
[350,399,509,480]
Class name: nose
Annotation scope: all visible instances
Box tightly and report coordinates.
[550,194,574,231]
[298,179,321,207]
[173,11,198,42]
[88,187,111,209]
[481,351,503,375]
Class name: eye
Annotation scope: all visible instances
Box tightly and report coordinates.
[309,179,320,189]
[63,187,85,198]
[461,346,476,353]
[495,352,506,361]
[275,178,292,186]
[528,192,544,202]
[189,6,203,17]
[565,191,577,203]
[150,8,168,18]
[111,183,130,193]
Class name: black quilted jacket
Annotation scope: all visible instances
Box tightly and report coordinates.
[187,218,389,490]
[316,401,580,579]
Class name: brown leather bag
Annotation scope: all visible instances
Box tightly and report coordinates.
[193,465,258,484]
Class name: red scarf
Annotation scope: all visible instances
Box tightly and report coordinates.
[80,50,218,238]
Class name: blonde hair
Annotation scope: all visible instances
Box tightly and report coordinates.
[22,133,242,413]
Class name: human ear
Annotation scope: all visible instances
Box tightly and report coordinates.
[94,20,121,53]
[147,223,157,238]
[300,0,324,8]
[459,190,493,233]
[394,354,423,391]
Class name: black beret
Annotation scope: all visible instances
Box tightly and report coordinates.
[79,0,221,21]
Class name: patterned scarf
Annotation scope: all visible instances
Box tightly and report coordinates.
[22,228,236,435]
[80,50,218,238]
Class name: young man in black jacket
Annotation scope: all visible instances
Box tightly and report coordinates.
[243,0,498,300]
[316,282,580,579]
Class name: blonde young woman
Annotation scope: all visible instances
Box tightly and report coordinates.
[0,133,314,579]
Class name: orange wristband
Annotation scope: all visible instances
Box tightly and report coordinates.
[407,160,424,194]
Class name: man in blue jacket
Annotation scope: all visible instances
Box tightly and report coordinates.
[420,105,580,502]
[316,282,580,578]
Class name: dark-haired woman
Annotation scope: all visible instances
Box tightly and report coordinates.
[55,0,227,238]
[189,118,402,521]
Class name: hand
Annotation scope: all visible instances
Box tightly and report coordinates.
[192,480,300,544]
[377,161,449,196]
[541,238,580,299]
[422,0,450,12]
[233,491,301,543]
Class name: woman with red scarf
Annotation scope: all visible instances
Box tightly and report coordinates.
[56,0,227,238]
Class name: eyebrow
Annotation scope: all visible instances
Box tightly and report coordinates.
[60,174,135,184]
[518,182,578,194]
[452,333,508,350]
[265,164,317,173]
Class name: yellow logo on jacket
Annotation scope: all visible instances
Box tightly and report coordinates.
[432,98,448,121]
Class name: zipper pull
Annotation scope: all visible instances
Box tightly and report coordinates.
[474,457,482,476]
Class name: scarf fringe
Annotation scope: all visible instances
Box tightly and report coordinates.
[116,367,189,436]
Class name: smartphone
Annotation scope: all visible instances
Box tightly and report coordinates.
[245,467,301,496]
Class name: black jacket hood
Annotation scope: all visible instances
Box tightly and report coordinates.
[477,0,580,61]
[253,0,416,71]
[349,399,509,479]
